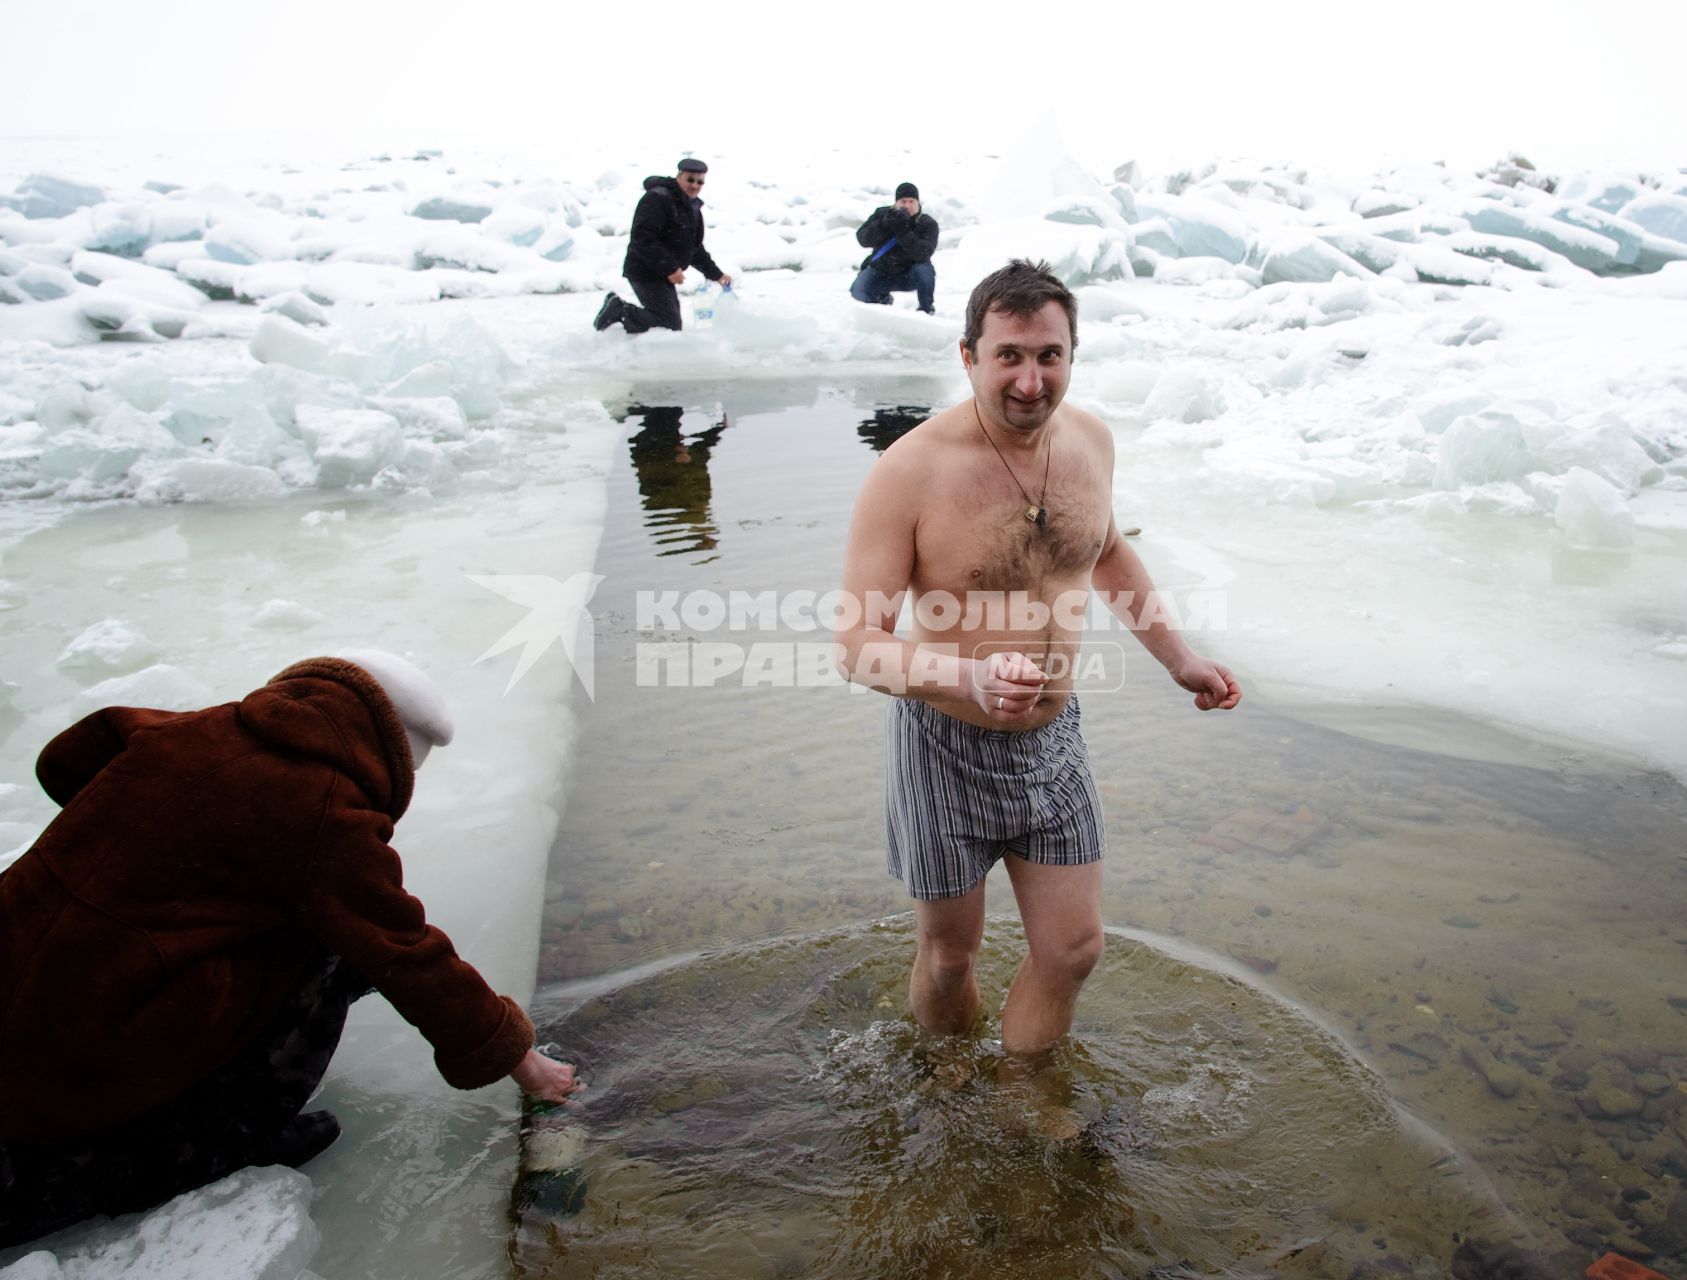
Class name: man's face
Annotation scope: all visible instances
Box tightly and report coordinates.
[677,171,706,196]
[960,301,1072,433]
[895,196,919,215]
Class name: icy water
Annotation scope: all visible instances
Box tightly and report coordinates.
[518,920,1495,1279]
[523,381,1687,1276]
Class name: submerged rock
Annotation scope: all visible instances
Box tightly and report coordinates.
[1640,1189,1687,1255]
[1460,1043,1524,1099]
[1450,1237,1567,1279]
[1202,805,1327,857]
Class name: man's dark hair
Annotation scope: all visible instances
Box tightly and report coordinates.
[962,259,1078,357]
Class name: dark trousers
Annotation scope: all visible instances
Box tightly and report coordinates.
[850,261,936,312]
[0,952,370,1249]
[619,273,683,334]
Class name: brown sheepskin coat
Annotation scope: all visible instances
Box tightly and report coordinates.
[0,658,533,1143]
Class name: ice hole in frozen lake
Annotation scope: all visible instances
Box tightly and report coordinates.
[515,920,1503,1279]
[4,378,1685,1279]
[528,379,1687,1278]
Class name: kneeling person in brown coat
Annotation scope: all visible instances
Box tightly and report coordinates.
[0,651,581,1247]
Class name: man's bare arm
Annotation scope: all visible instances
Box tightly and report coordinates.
[834,442,1046,718]
[1093,513,1241,711]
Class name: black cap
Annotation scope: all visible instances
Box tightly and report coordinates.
[895,182,919,201]
[678,158,708,174]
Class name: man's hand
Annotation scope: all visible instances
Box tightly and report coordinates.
[511,1048,586,1104]
[667,267,685,284]
[716,273,732,288]
[968,651,1048,720]
[1169,656,1241,711]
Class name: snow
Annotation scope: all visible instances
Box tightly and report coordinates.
[952,216,1132,287]
[14,264,76,302]
[252,598,327,630]
[1619,191,1687,245]
[0,1167,321,1280]
[1256,232,1372,285]
[55,618,158,674]
[294,406,403,487]
[2,134,1686,1276]
[204,215,296,266]
[248,314,332,373]
[72,664,215,716]
[1,174,105,220]
[1555,466,1636,548]
[1459,198,1625,271]
[258,290,329,327]
[1135,193,1251,263]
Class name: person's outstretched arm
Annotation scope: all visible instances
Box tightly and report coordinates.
[1092,512,1240,711]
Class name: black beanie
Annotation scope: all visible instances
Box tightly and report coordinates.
[895,182,919,201]
[678,158,708,174]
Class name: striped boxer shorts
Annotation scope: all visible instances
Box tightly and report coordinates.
[884,694,1106,900]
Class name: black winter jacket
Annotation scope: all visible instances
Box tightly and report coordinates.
[623,176,724,283]
[856,206,940,275]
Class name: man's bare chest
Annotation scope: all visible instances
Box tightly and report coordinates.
[912,460,1110,595]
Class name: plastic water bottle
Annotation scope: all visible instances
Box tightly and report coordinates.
[514,1122,588,1217]
[516,1043,589,1217]
[694,282,734,323]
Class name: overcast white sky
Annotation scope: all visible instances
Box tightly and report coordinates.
[2,0,1682,177]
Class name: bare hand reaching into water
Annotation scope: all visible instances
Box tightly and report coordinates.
[969,651,1049,721]
[1169,655,1241,711]
[511,1049,586,1104]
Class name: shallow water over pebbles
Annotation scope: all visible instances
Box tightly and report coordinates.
[517,921,1502,1279]
[530,381,1687,1275]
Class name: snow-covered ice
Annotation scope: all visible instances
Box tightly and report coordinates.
[2,137,1683,774]
[54,617,157,674]
[0,1167,321,1280]
[2,135,1686,1277]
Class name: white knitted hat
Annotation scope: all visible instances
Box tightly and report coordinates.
[335,648,454,769]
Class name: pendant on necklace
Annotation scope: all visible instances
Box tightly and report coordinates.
[1026,505,1047,528]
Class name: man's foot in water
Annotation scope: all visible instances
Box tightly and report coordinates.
[914,1038,980,1094]
[995,1055,1086,1142]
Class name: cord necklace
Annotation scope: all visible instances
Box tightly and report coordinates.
[975,402,1052,528]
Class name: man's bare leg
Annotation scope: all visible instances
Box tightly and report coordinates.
[909,880,987,1035]
[999,857,1104,1057]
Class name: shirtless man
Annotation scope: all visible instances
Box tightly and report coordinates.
[835,259,1241,1057]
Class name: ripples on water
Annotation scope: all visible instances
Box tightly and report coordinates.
[533,384,1687,1276]
[513,920,1502,1278]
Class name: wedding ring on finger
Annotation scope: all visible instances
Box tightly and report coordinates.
[997,696,1005,710]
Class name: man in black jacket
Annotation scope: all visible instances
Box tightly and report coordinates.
[595,159,732,334]
[850,182,939,314]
